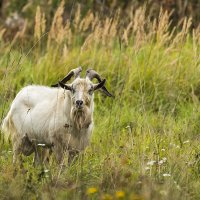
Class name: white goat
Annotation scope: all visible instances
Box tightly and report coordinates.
[2,67,113,164]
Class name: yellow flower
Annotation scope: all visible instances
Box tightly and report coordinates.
[102,194,113,200]
[86,187,98,195]
[130,193,144,200]
[115,191,125,198]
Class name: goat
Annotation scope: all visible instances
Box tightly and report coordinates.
[1,67,113,165]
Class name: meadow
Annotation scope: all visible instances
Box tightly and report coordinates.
[0,2,200,200]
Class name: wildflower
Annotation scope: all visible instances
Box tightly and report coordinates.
[160,190,167,196]
[147,160,156,166]
[169,143,176,147]
[86,187,98,195]
[102,194,113,200]
[158,160,164,165]
[130,193,144,200]
[183,140,190,144]
[115,191,125,198]
[162,157,167,162]
[161,148,165,151]
[158,157,167,165]
[38,144,46,147]
[163,173,171,177]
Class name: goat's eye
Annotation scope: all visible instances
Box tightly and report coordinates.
[88,88,93,95]
[71,87,75,94]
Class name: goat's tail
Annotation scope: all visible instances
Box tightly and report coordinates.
[1,111,13,141]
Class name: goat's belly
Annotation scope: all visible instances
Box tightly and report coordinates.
[18,116,52,145]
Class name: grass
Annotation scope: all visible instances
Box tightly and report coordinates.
[0,3,200,200]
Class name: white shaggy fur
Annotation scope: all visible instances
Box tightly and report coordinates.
[2,78,96,164]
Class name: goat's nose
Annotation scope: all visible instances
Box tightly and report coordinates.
[76,100,83,106]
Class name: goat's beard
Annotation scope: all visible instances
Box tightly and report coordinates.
[70,106,91,130]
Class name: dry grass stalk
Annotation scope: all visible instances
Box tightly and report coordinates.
[81,34,93,52]
[109,10,120,39]
[132,7,146,50]
[79,10,94,32]
[172,17,192,46]
[34,6,41,39]
[11,20,27,46]
[192,26,200,65]
[62,44,68,60]
[34,6,46,40]
[156,8,172,45]
[102,18,112,45]
[48,1,65,45]
[122,21,133,45]
[193,24,200,45]
[41,11,46,35]
[48,1,72,47]
[91,14,99,31]
[81,22,102,51]
[64,20,72,46]
[74,4,81,31]
[0,28,6,41]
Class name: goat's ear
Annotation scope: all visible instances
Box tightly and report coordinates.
[93,79,106,91]
[58,81,72,91]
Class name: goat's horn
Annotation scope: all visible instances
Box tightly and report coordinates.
[51,66,82,87]
[86,69,114,97]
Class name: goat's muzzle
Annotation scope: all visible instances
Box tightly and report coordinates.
[75,100,84,110]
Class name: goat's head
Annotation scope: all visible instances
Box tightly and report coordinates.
[52,67,113,112]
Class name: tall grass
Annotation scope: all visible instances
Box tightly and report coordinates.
[0,2,200,199]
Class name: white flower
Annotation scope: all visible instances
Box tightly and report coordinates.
[147,160,156,166]
[161,148,165,151]
[145,167,150,170]
[183,140,190,144]
[44,169,49,173]
[160,190,167,196]
[38,143,46,147]
[163,173,171,177]
[158,160,164,165]
[169,143,177,148]
[162,157,167,162]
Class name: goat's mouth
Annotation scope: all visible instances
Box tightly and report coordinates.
[77,106,83,110]
[75,105,84,110]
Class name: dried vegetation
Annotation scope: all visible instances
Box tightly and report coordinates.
[0,1,200,199]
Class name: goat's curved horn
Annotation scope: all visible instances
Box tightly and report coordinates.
[51,66,82,87]
[86,69,114,97]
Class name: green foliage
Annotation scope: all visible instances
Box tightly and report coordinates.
[0,2,200,199]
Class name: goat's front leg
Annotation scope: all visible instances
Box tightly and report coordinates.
[33,147,51,166]
[68,150,79,166]
[33,147,42,166]
[54,143,64,165]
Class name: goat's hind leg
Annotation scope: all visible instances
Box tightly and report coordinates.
[12,134,22,163]
[54,143,64,165]
[12,141,24,175]
[13,143,22,165]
